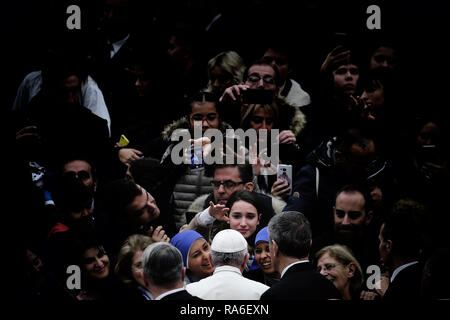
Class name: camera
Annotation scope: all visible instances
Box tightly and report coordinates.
[241,89,273,104]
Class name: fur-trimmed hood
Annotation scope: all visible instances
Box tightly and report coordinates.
[282,78,311,108]
[276,96,307,137]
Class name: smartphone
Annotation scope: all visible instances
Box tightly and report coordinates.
[277,164,293,195]
[190,145,204,169]
[242,89,273,104]
[119,134,130,147]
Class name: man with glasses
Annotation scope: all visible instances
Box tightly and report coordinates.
[219,59,280,105]
[182,163,286,237]
[218,59,305,145]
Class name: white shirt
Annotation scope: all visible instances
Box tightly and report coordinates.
[154,287,185,300]
[186,265,269,300]
[281,260,310,279]
[197,207,216,226]
[12,71,111,135]
[390,261,419,283]
[280,79,311,107]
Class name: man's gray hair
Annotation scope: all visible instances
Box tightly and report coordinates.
[210,247,248,268]
[142,242,183,288]
[268,211,312,259]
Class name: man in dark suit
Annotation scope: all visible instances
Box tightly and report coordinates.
[260,211,341,300]
[378,200,423,300]
[142,242,201,300]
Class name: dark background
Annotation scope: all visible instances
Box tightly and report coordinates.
[1,0,447,117]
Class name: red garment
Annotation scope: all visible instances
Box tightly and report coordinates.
[47,222,70,238]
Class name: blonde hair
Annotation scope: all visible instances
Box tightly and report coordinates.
[115,234,153,285]
[316,244,364,298]
[207,51,245,91]
[240,103,279,130]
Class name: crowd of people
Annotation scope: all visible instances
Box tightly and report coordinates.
[7,0,450,301]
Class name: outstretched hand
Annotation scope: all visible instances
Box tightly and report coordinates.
[208,201,230,222]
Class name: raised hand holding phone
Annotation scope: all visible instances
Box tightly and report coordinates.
[276,164,292,196]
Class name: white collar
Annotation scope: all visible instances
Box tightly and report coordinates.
[154,287,185,300]
[391,261,419,282]
[281,260,309,279]
[213,265,242,276]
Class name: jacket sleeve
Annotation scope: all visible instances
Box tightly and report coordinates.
[282,164,315,218]
[183,211,203,232]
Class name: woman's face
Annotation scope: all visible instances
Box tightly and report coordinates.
[254,242,275,275]
[188,238,214,279]
[131,250,146,287]
[249,107,274,132]
[228,200,261,239]
[82,247,110,280]
[210,66,233,95]
[317,253,353,296]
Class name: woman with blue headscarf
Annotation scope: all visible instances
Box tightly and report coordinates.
[170,230,214,284]
[245,226,280,287]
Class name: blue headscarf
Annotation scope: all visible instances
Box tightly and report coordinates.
[250,226,270,270]
[255,226,269,246]
[170,230,204,268]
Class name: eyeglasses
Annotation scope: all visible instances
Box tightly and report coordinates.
[250,116,273,125]
[247,73,275,85]
[191,113,218,122]
[317,263,343,273]
[210,180,245,190]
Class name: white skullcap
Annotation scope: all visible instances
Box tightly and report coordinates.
[211,229,248,253]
